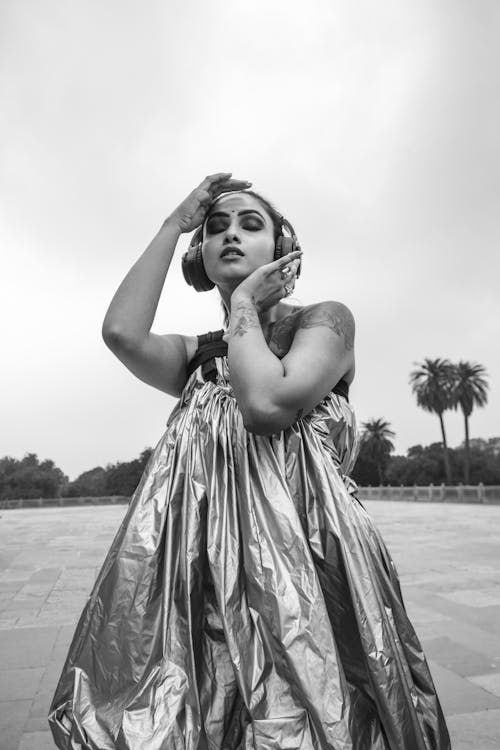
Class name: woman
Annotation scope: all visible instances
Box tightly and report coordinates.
[49,173,450,749]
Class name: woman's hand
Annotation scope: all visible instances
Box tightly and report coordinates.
[230,250,303,315]
[167,173,251,233]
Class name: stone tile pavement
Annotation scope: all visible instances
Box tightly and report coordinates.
[0,500,499,749]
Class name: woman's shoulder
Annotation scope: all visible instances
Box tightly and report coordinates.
[297,300,355,336]
[292,301,355,380]
[292,301,355,384]
[287,300,354,339]
[296,299,354,317]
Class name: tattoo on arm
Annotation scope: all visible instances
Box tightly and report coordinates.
[268,313,297,356]
[297,302,355,350]
[232,300,261,337]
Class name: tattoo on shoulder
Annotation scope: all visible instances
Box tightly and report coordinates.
[297,302,355,350]
[232,301,260,337]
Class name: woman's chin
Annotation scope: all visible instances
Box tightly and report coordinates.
[212,269,250,286]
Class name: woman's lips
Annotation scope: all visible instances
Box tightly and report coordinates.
[220,247,244,259]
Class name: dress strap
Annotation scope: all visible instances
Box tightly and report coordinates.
[186,329,227,382]
[333,379,349,401]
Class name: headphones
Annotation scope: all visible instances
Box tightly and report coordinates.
[181,215,302,292]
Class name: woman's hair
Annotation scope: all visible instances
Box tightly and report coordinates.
[209,190,285,327]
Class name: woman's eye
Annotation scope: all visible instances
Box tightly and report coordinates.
[206,220,227,234]
[206,217,263,234]
[242,220,263,231]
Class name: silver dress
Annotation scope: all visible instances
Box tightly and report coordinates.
[49,329,451,750]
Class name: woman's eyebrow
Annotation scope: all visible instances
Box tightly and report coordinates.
[238,209,265,219]
[207,209,265,220]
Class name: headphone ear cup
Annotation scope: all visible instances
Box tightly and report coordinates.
[181,249,194,285]
[274,235,283,260]
[274,235,302,278]
[274,235,296,259]
[280,236,295,256]
[181,235,215,292]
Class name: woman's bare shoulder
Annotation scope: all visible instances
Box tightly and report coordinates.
[267,301,353,358]
[286,301,355,385]
[295,300,355,350]
[297,299,354,318]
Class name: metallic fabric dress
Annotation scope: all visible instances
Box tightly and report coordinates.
[49,330,451,750]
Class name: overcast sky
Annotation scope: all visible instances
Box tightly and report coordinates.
[1,0,498,480]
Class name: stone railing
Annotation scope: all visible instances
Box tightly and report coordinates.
[0,495,130,510]
[358,484,500,504]
[1,486,500,509]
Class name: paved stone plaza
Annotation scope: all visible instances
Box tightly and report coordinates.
[0,500,499,750]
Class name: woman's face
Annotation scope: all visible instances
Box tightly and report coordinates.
[201,192,276,289]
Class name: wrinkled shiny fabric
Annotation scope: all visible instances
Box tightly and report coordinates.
[49,351,451,750]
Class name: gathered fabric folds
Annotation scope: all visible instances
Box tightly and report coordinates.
[49,342,451,750]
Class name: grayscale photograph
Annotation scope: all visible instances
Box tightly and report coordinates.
[1,2,499,749]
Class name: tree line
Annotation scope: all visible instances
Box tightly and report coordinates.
[352,436,500,487]
[1,436,498,502]
[357,357,490,485]
[0,450,153,501]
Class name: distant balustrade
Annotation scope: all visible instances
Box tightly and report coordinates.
[358,483,500,504]
[0,495,130,509]
[1,484,500,509]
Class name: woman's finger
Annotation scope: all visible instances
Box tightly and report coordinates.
[211,179,252,199]
[199,173,233,190]
[272,251,303,271]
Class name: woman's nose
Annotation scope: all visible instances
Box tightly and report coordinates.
[223,221,241,243]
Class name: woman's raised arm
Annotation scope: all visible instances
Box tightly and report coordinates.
[102,218,182,347]
[101,173,249,395]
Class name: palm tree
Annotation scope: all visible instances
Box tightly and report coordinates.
[409,358,455,484]
[360,419,395,485]
[451,361,489,484]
